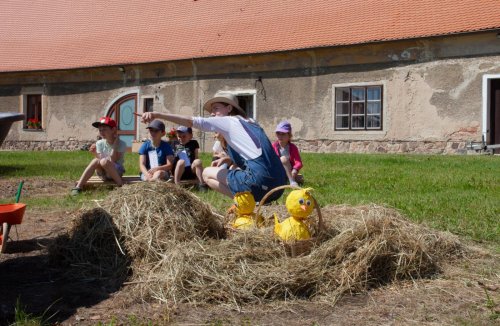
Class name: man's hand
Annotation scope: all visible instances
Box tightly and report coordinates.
[148,166,161,174]
[211,157,232,167]
[143,171,153,181]
[141,112,157,123]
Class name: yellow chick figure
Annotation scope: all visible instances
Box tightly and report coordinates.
[231,191,262,230]
[274,188,315,241]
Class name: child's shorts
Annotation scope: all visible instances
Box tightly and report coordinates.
[140,171,170,181]
[181,166,197,180]
[226,169,284,202]
[211,156,229,169]
[97,163,125,180]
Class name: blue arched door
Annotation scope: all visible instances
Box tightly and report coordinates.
[107,94,137,151]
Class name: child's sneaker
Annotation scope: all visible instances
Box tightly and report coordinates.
[197,183,209,192]
[290,181,299,187]
[71,187,82,196]
[296,174,305,185]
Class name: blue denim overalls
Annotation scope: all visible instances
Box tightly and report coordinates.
[226,119,287,202]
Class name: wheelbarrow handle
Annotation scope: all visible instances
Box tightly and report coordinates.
[15,181,24,203]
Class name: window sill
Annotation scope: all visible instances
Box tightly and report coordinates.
[331,130,387,139]
[334,130,385,133]
[23,128,44,132]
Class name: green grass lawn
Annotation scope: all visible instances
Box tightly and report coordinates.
[0,151,498,245]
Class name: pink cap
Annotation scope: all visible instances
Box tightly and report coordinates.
[275,121,291,133]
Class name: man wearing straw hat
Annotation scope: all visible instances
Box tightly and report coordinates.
[141,91,287,202]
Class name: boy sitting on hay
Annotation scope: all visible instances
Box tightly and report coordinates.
[71,117,127,195]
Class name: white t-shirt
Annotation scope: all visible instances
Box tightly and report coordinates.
[278,143,290,159]
[212,140,224,154]
[192,116,262,160]
[96,138,127,165]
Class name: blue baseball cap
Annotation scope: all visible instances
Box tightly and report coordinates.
[176,126,192,133]
[146,120,165,132]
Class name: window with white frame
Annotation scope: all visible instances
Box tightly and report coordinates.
[335,85,383,130]
[236,94,255,119]
[220,90,256,120]
[143,97,154,113]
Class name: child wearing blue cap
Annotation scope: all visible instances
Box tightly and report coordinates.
[138,120,175,181]
[172,125,207,191]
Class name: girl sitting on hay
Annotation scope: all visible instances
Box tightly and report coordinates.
[141,91,287,203]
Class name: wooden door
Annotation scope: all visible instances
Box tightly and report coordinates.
[107,94,137,152]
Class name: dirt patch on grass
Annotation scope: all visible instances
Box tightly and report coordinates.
[0,183,498,325]
[0,177,73,200]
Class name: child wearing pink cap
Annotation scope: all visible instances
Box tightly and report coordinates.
[272,121,303,187]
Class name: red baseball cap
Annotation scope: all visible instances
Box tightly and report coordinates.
[92,116,117,128]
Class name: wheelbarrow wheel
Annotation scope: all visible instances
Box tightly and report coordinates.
[0,222,11,253]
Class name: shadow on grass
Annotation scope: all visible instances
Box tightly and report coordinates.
[2,237,52,254]
[0,208,130,325]
[0,165,25,177]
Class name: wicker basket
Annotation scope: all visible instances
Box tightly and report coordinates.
[255,185,323,257]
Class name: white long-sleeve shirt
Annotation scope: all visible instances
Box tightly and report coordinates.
[192,116,262,160]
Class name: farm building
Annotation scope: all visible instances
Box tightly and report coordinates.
[0,0,500,154]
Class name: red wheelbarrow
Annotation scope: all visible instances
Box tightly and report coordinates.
[0,181,26,253]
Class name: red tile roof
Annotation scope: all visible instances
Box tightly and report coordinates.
[0,0,499,72]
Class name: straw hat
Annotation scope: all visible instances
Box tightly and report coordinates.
[203,91,246,117]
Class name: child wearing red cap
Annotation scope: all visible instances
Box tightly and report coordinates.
[71,117,127,195]
[272,121,303,187]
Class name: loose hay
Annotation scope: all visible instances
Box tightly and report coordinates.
[50,183,465,307]
[101,182,225,263]
[134,204,464,306]
[49,207,130,289]
[312,205,464,297]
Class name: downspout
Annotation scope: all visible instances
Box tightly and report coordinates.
[191,58,205,152]
[482,75,490,143]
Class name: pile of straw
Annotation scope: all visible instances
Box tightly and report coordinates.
[313,205,463,296]
[132,204,463,305]
[49,208,130,289]
[50,183,464,306]
[101,182,225,262]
